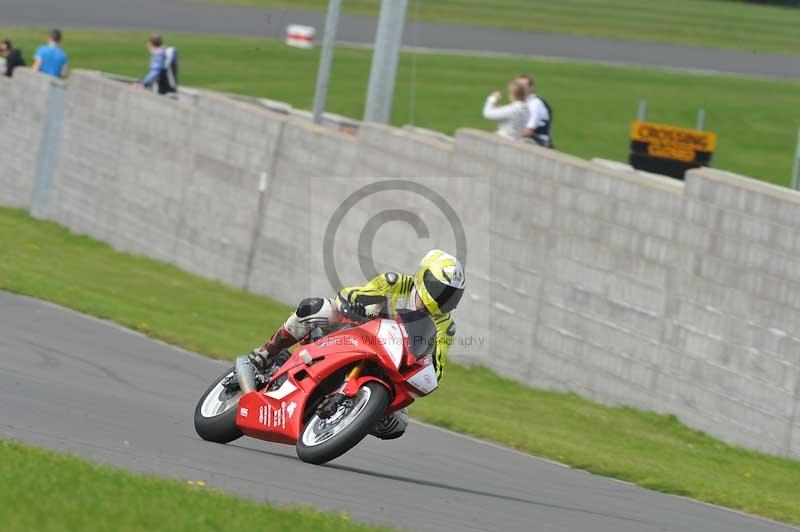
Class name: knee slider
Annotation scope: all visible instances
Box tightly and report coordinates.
[296,297,324,318]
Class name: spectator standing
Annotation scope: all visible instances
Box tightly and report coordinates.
[136,34,179,96]
[482,80,530,141]
[1,40,26,77]
[33,29,68,79]
[518,74,554,148]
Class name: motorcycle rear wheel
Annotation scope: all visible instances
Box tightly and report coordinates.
[296,381,389,465]
[194,367,244,444]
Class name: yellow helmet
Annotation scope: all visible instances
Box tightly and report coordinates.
[414,249,465,315]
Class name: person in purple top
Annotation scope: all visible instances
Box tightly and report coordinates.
[33,29,68,79]
[135,34,178,96]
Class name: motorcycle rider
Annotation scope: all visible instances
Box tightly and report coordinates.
[248,249,465,440]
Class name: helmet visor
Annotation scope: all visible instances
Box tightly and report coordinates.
[423,270,464,314]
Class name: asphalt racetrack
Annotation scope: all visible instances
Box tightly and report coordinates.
[3,0,800,79]
[1,291,798,532]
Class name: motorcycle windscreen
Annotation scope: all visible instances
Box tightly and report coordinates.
[396,309,436,359]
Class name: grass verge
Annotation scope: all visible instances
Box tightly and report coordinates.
[0,440,391,532]
[188,0,800,56]
[1,29,800,186]
[2,208,800,524]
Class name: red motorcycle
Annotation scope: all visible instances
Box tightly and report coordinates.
[193,309,439,464]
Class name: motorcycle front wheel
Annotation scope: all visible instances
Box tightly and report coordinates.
[296,381,389,465]
[194,367,244,444]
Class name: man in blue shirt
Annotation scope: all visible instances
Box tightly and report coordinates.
[33,29,68,79]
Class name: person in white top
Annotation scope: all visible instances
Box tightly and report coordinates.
[518,74,553,148]
[482,80,530,141]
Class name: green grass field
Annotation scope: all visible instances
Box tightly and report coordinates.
[2,207,800,525]
[189,0,800,55]
[2,29,799,186]
[0,440,392,532]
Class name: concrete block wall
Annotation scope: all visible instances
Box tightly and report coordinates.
[48,71,291,288]
[0,69,55,208]
[452,130,800,456]
[48,71,194,264]
[174,92,285,288]
[2,70,799,459]
[669,168,800,456]
[246,120,359,303]
[526,143,683,412]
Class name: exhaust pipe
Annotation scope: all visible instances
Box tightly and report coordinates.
[235,355,257,394]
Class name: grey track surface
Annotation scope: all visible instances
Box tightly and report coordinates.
[3,0,800,79]
[1,291,798,532]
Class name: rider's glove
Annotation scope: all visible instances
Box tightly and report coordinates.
[340,300,367,322]
[248,348,270,371]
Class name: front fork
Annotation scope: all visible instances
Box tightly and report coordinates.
[317,361,365,420]
[343,361,365,385]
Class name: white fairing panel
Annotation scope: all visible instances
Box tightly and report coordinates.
[377,319,404,368]
[406,364,438,395]
[265,380,297,400]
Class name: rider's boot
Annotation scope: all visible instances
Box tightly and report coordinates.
[248,326,297,372]
[370,408,409,440]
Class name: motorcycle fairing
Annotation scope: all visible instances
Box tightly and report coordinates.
[236,348,371,444]
[236,315,434,444]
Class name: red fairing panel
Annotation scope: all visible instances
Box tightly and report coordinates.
[237,391,303,445]
[235,323,389,444]
[235,317,425,444]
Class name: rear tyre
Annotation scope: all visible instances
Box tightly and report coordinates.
[194,367,244,444]
[296,381,389,465]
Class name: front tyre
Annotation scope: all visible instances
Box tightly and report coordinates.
[194,367,244,444]
[296,381,389,465]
